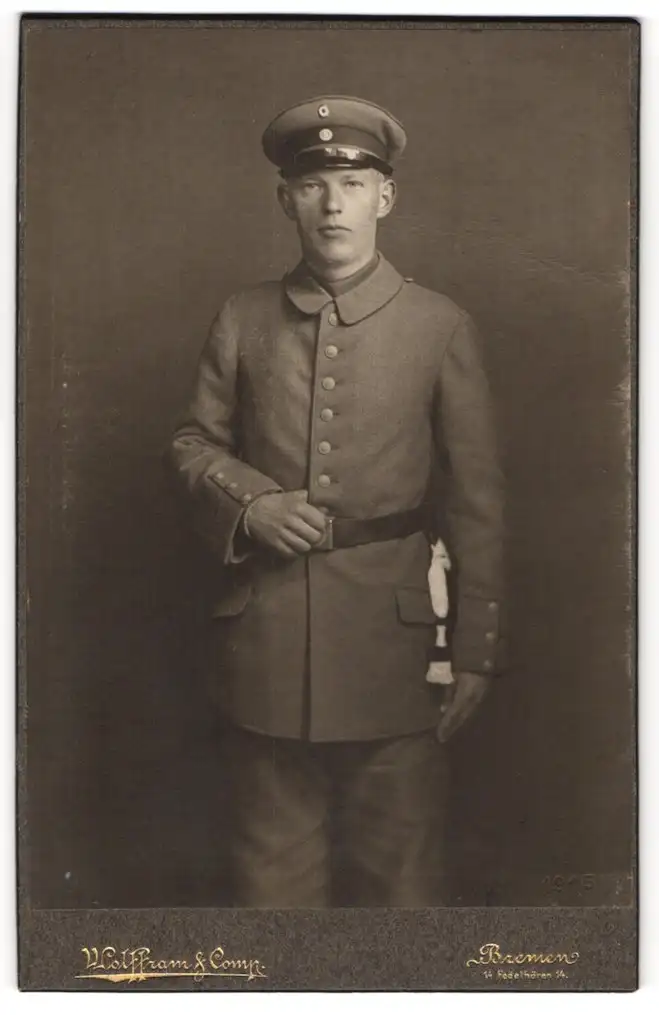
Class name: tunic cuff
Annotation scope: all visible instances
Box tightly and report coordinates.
[450,595,507,674]
[198,466,282,565]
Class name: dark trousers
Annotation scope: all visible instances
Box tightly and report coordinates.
[222,724,448,907]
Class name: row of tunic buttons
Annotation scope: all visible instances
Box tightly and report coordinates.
[318,308,339,486]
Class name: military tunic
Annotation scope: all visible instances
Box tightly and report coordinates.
[169,254,505,741]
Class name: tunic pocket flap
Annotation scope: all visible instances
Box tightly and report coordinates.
[212,582,252,618]
[396,587,438,625]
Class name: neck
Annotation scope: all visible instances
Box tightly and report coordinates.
[305,248,377,284]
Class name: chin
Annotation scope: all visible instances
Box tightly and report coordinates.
[319,235,353,250]
[313,241,354,263]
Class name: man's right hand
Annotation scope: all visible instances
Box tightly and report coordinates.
[244,490,328,559]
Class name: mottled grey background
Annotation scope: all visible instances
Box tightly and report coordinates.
[20,19,636,913]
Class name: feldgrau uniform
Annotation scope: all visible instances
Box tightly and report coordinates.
[168,96,506,906]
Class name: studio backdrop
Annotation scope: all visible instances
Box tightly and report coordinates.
[21,19,635,908]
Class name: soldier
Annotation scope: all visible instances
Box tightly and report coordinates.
[168,96,506,907]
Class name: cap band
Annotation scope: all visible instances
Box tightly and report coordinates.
[284,125,389,164]
[280,148,392,177]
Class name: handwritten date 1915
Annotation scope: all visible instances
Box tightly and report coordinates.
[542,873,595,892]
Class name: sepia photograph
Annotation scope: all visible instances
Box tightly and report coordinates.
[18,15,637,989]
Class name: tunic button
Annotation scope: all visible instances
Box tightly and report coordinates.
[485,631,496,642]
[483,660,493,671]
[318,441,332,454]
[322,377,336,391]
[241,493,252,505]
[325,344,338,359]
[318,474,331,487]
[488,601,497,611]
[328,311,338,326]
[320,408,334,422]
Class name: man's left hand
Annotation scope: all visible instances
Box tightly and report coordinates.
[436,670,491,743]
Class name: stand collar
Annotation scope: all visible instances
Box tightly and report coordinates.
[284,253,404,324]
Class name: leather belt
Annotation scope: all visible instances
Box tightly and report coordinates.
[313,505,428,552]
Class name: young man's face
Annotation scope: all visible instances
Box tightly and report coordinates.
[278,167,395,277]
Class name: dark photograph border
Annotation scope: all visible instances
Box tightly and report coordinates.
[17,15,638,990]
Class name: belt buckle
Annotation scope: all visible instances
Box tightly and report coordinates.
[315,515,334,552]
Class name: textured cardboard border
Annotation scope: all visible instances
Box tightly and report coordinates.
[16,14,639,992]
[18,906,637,991]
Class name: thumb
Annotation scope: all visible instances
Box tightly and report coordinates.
[291,490,309,502]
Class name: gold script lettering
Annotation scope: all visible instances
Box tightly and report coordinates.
[467,943,502,966]
[466,943,580,967]
[81,947,98,969]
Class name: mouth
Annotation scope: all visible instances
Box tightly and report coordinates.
[318,225,350,237]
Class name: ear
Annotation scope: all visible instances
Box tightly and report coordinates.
[376,177,396,220]
[277,181,297,221]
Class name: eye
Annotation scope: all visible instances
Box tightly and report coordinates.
[345,179,364,188]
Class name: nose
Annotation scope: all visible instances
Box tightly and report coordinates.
[322,181,344,215]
